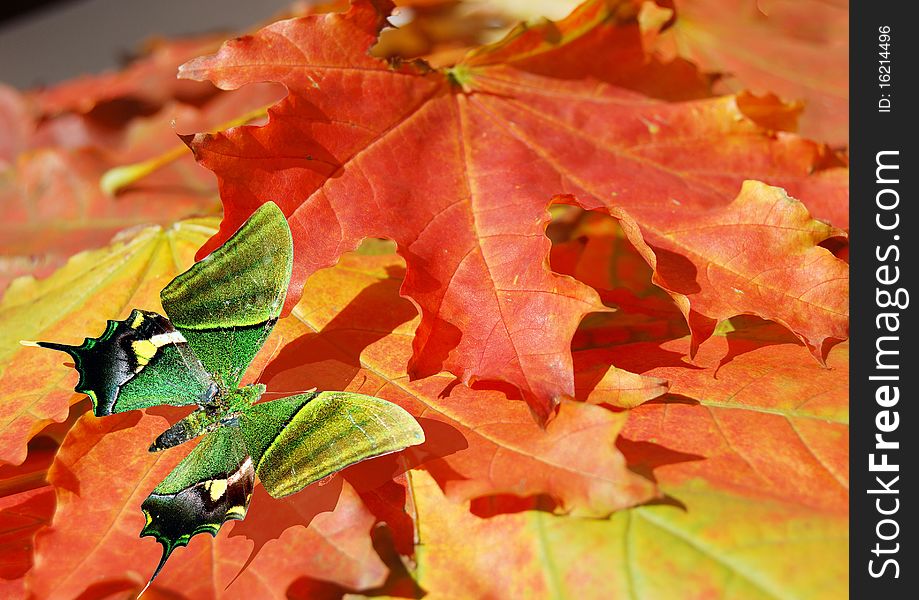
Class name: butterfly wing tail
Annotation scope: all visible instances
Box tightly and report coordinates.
[22,339,77,352]
[137,541,174,598]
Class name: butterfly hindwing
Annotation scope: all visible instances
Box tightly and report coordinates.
[141,426,255,585]
[32,309,215,416]
[239,391,425,498]
[160,202,293,390]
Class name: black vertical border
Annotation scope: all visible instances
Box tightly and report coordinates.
[851,1,916,597]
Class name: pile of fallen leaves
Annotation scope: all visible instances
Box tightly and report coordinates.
[0,0,848,598]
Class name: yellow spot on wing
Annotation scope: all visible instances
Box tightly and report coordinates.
[132,339,157,368]
[130,312,145,329]
[207,479,228,501]
[226,505,246,518]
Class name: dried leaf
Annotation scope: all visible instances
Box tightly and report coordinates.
[407,323,848,599]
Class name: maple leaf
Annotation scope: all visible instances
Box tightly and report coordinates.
[0,73,291,294]
[548,208,659,295]
[29,35,224,119]
[0,147,218,294]
[0,432,59,597]
[0,486,55,599]
[649,0,849,146]
[0,37,230,170]
[0,34,293,293]
[457,0,714,101]
[178,0,847,422]
[0,482,54,571]
[0,81,266,292]
[408,469,847,599]
[614,327,848,512]
[376,0,712,100]
[0,83,124,160]
[403,319,848,599]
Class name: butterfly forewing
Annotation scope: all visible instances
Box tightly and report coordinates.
[239,391,425,498]
[34,309,215,416]
[159,202,293,391]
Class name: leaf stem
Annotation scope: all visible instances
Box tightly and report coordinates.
[99,104,273,196]
[100,145,188,196]
[444,65,475,92]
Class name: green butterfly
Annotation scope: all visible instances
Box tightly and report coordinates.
[23,202,424,592]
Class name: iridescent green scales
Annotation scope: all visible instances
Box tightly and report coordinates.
[25,202,425,593]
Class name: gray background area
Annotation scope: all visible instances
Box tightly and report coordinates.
[0,0,293,88]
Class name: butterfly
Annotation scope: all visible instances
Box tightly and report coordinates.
[23,202,425,593]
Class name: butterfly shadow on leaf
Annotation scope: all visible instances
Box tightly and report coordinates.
[224,418,467,590]
[229,264,468,582]
[615,408,707,513]
[712,315,808,376]
[343,419,468,555]
[225,475,345,584]
[285,524,428,600]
